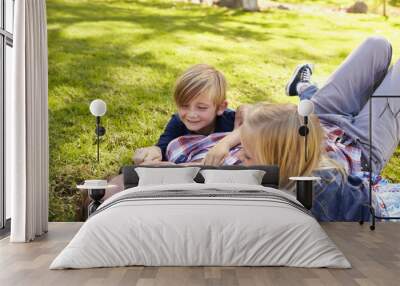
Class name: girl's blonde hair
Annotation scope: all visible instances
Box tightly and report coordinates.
[242,103,343,189]
[174,64,227,107]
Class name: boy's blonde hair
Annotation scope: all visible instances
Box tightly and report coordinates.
[174,64,227,107]
[242,103,344,189]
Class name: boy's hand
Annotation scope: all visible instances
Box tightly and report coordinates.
[204,142,230,166]
[132,146,162,164]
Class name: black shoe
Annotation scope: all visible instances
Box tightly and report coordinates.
[285,63,313,96]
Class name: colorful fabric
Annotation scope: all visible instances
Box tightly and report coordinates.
[320,120,362,174]
[374,188,400,218]
[354,172,400,219]
[166,132,242,165]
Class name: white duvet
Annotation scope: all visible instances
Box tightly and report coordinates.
[50,183,350,269]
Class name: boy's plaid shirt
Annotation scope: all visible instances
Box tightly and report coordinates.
[166,132,242,165]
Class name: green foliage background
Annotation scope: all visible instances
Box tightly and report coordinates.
[47,0,400,221]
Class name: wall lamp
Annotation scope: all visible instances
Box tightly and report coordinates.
[89,99,107,163]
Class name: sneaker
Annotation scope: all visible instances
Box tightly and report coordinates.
[285,63,313,96]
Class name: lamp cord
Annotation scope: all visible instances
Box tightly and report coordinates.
[305,131,308,162]
[96,116,100,163]
[304,116,308,162]
[97,132,100,163]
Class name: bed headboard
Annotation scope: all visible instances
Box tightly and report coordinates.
[121,165,280,189]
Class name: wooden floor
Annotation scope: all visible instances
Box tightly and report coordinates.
[0,222,399,286]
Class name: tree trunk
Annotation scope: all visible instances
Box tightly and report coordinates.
[217,0,259,11]
[242,0,259,11]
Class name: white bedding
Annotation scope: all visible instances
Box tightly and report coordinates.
[50,183,350,269]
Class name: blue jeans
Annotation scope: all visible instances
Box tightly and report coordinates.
[299,85,318,100]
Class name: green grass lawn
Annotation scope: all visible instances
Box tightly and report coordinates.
[47,0,400,221]
[273,0,400,12]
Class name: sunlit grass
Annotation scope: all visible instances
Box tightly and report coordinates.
[48,0,400,221]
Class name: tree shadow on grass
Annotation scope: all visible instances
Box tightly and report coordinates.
[48,0,340,164]
[48,33,177,143]
[47,0,276,43]
[48,0,359,155]
[46,0,284,144]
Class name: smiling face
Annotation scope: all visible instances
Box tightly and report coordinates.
[178,92,226,135]
[173,64,228,134]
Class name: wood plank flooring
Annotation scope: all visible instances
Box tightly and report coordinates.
[0,222,399,286]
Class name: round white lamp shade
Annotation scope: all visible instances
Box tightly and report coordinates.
[298,99,314,116]
[90,99,107,117]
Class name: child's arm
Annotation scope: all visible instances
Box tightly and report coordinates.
[203,128,241,166]
[139,159,176,166]
[132,146,162,164]
[156,114,187,160]
[133,114,186,164]
[204,104,252,166]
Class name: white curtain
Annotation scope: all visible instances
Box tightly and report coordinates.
[8,0,49,242]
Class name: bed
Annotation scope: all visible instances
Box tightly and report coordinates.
[50,165,350,269]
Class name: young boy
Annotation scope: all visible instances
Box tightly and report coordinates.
[133,64,237,164]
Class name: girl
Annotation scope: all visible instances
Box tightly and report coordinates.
[240,36,400,221]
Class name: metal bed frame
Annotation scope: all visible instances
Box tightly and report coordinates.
[360,94,400,230]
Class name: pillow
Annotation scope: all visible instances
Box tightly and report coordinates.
[135,167,201,186]
[200,169,266,185]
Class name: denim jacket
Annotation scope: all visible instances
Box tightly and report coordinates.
[311,168,370,221]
